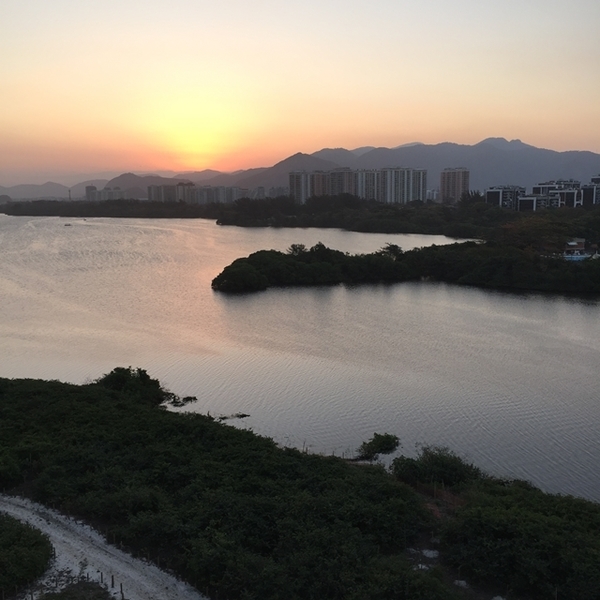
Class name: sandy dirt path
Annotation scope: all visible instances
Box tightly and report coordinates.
[0,494,209,600]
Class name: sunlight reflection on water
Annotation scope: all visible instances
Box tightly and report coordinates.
[1,215,599,500]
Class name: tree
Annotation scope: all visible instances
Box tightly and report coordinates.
[357,433,400,461]
[95,367,167,405]
[459,191,485,207]
[287,243,307,256]
[377,243,403,260]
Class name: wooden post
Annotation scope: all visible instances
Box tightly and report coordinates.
[111,575,114,588]
[100,572,103,584]
[120,582,124,599]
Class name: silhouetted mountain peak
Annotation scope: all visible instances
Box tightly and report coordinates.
[175,169,223,184]
[476,137,533,151]
[350,146,376,156]
[391,142,425,149]
[273,153,339,170]
[106,173,191,189]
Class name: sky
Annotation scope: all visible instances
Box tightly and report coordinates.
[1,0,600,185]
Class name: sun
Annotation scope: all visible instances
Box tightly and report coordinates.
[135,88,263,171]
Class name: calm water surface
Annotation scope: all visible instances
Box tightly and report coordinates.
[1,215,599,500]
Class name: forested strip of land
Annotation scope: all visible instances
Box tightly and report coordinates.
[212,241,600,294]
[4,195,600,243]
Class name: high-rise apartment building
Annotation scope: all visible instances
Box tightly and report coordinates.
[378,168,427,204]
[440,168,470,203]
[289,172,310,204]
[355,170,379,201]
[329,168,356,196]
[485,186,526,210]
[85,186,126,201]
[148,184,249,204]
[290,168,427,204]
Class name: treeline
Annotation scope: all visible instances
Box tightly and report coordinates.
[3,194,600,243]
[2,369,600,599]
[212,241,600,294]
[215,194,511,238]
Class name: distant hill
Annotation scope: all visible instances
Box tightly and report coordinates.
[102,173,193,199]
[174,169,223,183]
[235,153,341,190]
[392,142,425,149]
[70,179,109,198]
[202,167,269,188]
[0,182,70,200]
[345,138,600,191]
[311,148,359,167]
[105,173,191,189]
[5,138,600,197]
[351,146,377,156]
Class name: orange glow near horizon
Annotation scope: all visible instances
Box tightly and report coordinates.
[1,0,600,185]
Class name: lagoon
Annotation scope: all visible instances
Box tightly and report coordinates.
[1,215,599,500]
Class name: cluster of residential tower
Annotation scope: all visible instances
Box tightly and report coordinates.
[289,167,600,211]
[485,177,600,211]
[85,168,600,212]
[289,167,469,204]
[289,168,428,204]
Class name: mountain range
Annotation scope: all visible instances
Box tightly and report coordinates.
[2,138,599,200]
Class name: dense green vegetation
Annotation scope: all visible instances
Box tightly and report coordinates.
[212,240,600,294]
[0,513,53,595]
[215,193,512,238]
[0,369,455,600]
[210,197,600,294]
[2,370,600,599]
[393,447,600,599]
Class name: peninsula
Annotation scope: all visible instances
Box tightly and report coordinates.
[212,240,600,295]
[1,369,599,600]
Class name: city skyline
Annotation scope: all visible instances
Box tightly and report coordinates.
[2,0,599,186]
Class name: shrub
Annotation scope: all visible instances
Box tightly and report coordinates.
[392,446,484,487]
[357,433,400,461]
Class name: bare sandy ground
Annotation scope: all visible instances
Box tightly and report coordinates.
[0,494,208,600]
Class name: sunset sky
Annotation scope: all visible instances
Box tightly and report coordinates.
[2,0,600,185]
